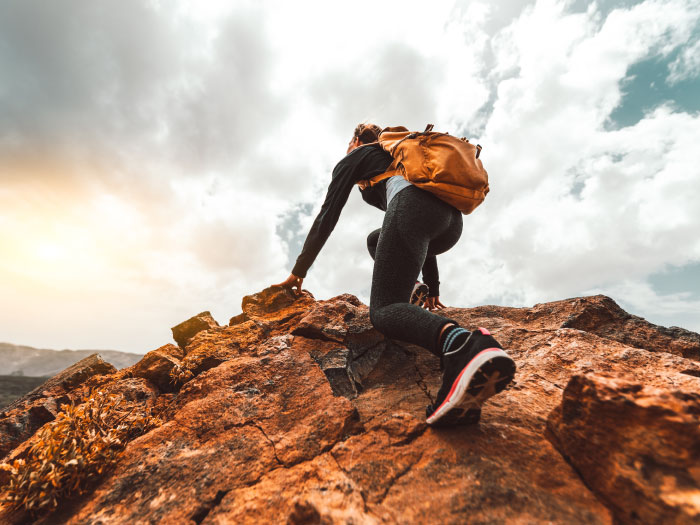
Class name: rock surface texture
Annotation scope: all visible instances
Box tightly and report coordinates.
[1,289,698,524]
[547,374,700,525]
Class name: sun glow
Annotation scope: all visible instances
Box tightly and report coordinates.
[2,202,113,290]
[34,241,66,262]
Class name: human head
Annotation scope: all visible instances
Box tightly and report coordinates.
[347,123,382,153]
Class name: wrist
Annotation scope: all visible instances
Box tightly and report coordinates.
[291,264,307,279]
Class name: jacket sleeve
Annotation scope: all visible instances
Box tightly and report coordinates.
[292,157,357,278]
[421,255,440,297]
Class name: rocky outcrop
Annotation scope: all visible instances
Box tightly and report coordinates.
[292,293,386,398]
[0,288,698,524]
[545,295,700,360]
[547,374,700,525]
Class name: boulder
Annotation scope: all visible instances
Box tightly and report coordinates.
[547,373,700,525]
[292,295,386,398]
[126,344,184,393]
[241,286,315,322]
[522,295,700,360]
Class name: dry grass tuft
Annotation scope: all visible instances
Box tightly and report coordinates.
[169,364,194,389]
[0,389,160,516]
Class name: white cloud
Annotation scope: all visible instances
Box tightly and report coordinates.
[1,0,700,354]
[292,0,700,337]
[668,37,700,84]
[433,0,700,331]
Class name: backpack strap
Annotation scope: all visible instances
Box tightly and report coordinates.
[357,168,401,190]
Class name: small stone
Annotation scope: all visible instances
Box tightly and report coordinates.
[171,312,220,350]
[229,312,249,326]
[128,344,183,393]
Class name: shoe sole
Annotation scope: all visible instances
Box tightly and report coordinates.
[410,286,429,307]
[411,292,427,306]
[426,349,515,426]
[427,406,482,427]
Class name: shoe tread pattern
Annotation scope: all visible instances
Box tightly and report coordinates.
[429,355,515,427]
[466,356,516,403]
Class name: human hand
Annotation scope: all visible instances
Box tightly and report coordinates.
[424,296,446,311]
[274,273,304,296]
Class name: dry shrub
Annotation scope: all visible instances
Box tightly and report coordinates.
[0,389,160,516]
[169,364,194,389]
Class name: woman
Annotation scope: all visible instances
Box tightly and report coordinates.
[276,123,515,426]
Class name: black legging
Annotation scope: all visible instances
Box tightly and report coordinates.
[368,185,463,356]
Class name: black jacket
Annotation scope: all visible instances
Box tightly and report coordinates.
[292,143,440,295]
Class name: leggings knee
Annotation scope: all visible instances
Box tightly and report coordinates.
[369,305,383,331]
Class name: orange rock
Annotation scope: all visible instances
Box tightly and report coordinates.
[51,340,359,524]
[181,321,265,376]
[241,286,315,325]
[126,344,183,393]
[204,454,388,524]
[1,291,698,525]
[171,311,220,350]
[291,295,386,398]
[0,354,116,459]
[547,373,700,525]
[1,377,158,469]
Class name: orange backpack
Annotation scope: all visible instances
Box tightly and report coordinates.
[357,124,489,215]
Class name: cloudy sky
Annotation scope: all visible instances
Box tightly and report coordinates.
[1,0,699,355]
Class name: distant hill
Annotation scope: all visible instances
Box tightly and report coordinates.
[0,342,143,377]
[0,375,49,410]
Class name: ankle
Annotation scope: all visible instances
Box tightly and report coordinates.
[438,323,458,349]
[440,325,471,355]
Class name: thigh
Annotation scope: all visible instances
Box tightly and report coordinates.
[427,208,463,256]
[370,191,431,309]
[370,187,461,308]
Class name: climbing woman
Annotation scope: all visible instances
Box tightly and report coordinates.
[275,123,515,426]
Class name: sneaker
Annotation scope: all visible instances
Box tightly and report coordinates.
[410,282,429,306]
[426,327,515,426]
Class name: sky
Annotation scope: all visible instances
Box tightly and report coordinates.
[1,0,699,355]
